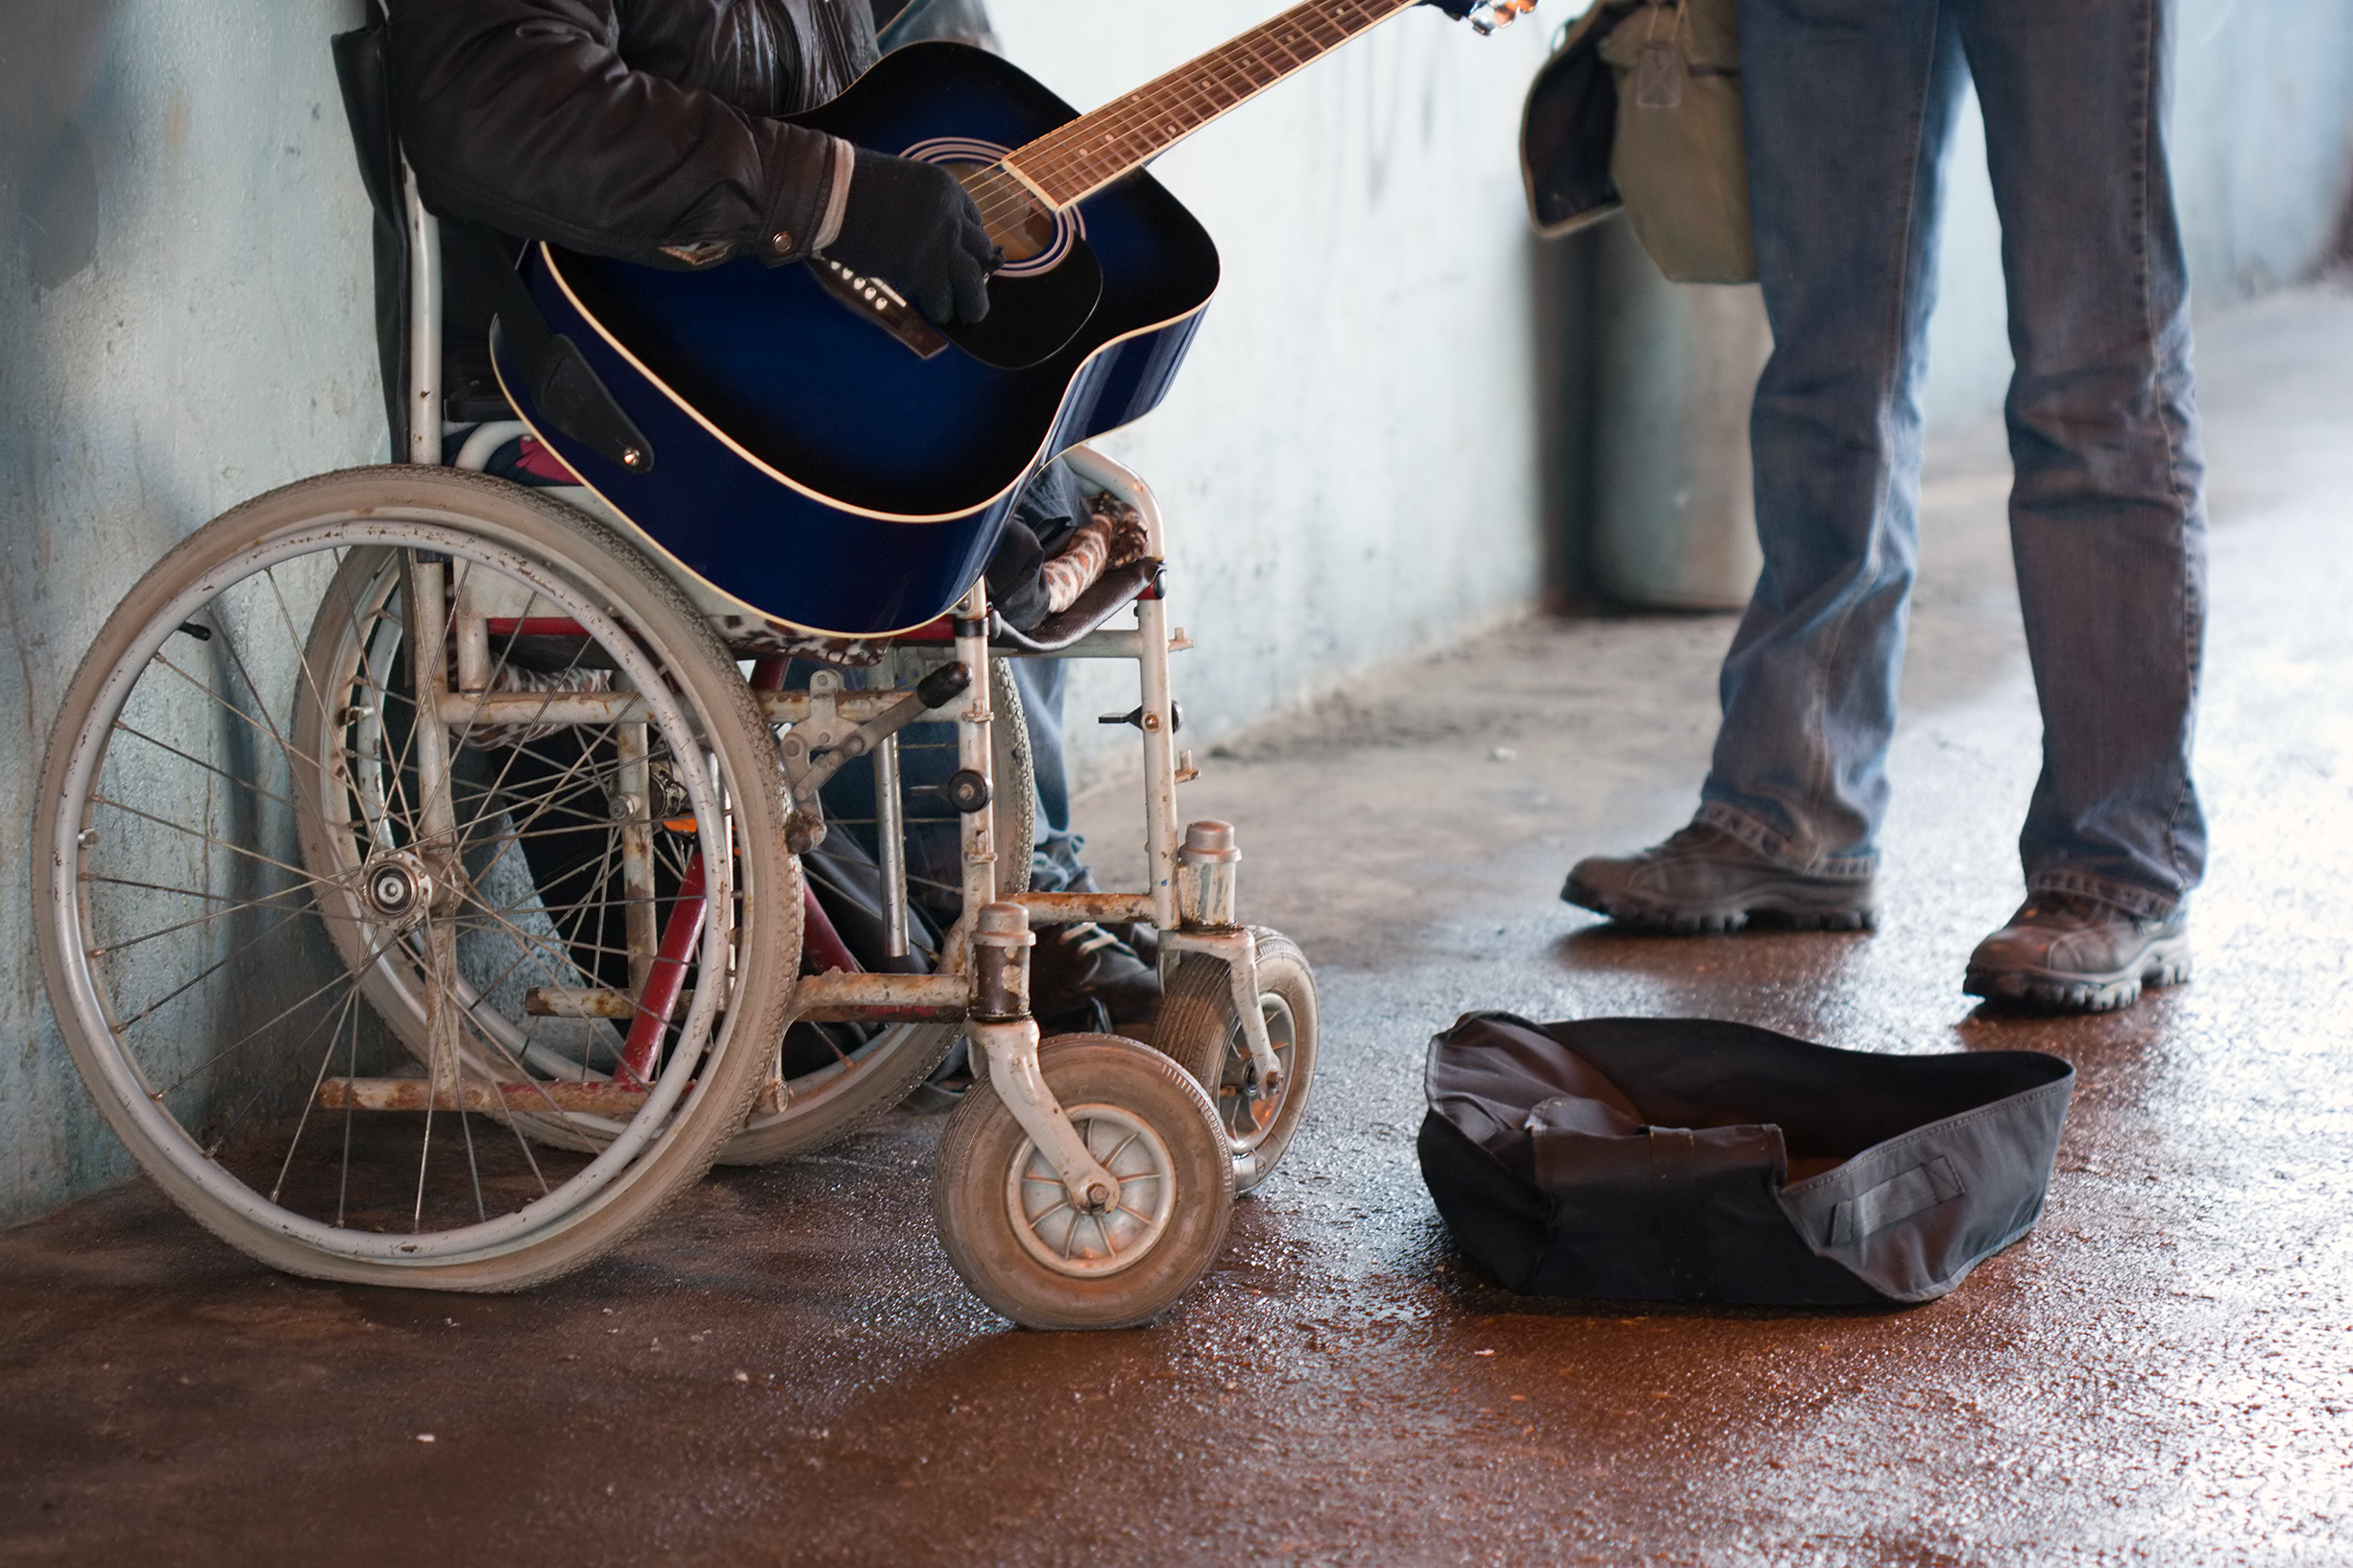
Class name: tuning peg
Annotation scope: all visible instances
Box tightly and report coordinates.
[1467,0,1538,35]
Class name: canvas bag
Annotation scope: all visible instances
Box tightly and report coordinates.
[1596,0,1755,281]
[1519,0,1756,280]
[1418,1013,2074,1304]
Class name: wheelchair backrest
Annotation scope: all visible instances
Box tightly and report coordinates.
[333,8,446,465]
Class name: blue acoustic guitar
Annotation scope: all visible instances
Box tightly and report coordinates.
[493,0,1523,639]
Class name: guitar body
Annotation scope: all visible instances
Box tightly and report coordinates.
[495,42,1222,637]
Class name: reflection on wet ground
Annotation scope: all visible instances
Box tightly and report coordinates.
[4,283,2350,1564]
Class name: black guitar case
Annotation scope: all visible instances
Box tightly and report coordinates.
[1419,1012,2074,1305]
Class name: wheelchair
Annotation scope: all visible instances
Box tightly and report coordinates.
[33,157,1318,1330]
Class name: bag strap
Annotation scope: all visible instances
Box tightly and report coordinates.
[1829,1156,1967,1245]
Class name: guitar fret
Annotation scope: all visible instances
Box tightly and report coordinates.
[1008,0,1419,208]
[1296,10,1351,44]
[1248,29,1302,72]
[1270,14,1326,59]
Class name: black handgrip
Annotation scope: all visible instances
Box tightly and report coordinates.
[915,661,973,710]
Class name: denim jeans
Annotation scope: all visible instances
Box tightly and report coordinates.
[1702,0,2207,918]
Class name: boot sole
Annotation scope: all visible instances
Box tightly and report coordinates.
[1963,938,2193,1014]
[1562,876,1878,935]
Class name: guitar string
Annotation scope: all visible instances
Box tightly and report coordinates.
[956,5,1393,242]
[962,27,1348,231]
[955,0,1413,233]
[1045,0,1403,187]
[970,0,1396,220]
[1011,0,1391,198]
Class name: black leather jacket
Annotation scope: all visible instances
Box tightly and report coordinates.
[388,0,887,418]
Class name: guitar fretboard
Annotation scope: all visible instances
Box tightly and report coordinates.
[1003,0,1422,210]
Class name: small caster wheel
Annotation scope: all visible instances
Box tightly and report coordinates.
[1154,928,1318,1194]
[932,1034,1234,1330]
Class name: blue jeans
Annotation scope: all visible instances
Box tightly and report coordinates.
[1702,0,2207,918]
[1009,656,1091,894]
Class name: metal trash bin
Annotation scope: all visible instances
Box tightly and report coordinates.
[1590,218,1769,610]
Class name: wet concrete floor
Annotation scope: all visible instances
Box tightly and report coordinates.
[6,281,2352,1565]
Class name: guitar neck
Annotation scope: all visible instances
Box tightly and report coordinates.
[1003,0,1422,211]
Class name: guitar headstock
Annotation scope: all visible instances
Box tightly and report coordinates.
[1426,0,1540,34]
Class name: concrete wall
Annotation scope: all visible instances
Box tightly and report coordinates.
[2,2,381,1220]
[986,0,1558,774]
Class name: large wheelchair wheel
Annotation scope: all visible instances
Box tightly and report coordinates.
[36,467,798,1291]
[1154,928,1319,1194]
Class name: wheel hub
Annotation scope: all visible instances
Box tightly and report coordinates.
[1223,996,1295,1143]
[360,850,435,925]
[1006,1105,1176,1279]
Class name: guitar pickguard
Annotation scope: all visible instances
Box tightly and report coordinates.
[941,239,1103,371]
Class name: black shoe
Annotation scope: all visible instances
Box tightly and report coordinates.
[1031,921,1161,1031]
[1963,893,2190,1013]
[1561,823,1878,933]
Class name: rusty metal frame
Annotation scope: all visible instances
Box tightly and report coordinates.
[334,402,1276,1190]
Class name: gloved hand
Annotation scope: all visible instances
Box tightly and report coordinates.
[825,148,999,325]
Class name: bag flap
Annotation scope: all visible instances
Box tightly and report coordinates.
[1775,1072,2074,1301]
[1519,0,1643,236]
[1424,1011,1643,1156]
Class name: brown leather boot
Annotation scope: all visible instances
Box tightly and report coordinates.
[1963,893,2190,1012]
[1562,823,1878,933]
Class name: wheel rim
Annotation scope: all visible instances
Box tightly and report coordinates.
[1217,993,1297,1149]
[49,513,755,1266]
[1004,1103,1176,1278]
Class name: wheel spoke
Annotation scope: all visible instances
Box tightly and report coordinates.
[90,792,328,892]
[137,915,415,1101]
[112,718,301,812]
[269,984,367,1203]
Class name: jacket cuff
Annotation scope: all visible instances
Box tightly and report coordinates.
[813,137,855,253]
[756,124,849,264]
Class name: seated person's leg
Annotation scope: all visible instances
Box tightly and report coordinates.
[838,460,1156,1029]
[994,463,1161,1029]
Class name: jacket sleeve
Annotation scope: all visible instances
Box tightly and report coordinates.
[389,0,848,266]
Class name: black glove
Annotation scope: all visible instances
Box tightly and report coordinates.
[826,148,998,325]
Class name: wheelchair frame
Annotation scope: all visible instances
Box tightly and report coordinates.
[395,166,1294,1190]
[30,139,1314,1324]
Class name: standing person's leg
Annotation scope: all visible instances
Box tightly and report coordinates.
[1565,0,1969,930]
[1958,0,2203,1009]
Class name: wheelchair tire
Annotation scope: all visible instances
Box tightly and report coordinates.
[36,467,799,1291]
[1152,928,1319,1194]
[931,1034,1232,1330]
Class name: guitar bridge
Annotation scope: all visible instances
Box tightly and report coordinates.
[811,256,950,359]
